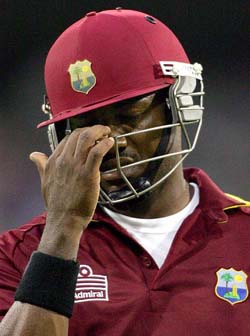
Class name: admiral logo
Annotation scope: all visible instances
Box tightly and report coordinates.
[74,265,109,303]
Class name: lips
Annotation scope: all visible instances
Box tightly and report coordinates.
[101,157,134,172]
[101,157,135,181]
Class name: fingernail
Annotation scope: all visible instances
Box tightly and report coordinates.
[29,153,35,161]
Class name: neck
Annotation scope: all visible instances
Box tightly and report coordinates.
[106,167,192,219]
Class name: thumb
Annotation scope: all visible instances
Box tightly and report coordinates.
[29,152,48,180]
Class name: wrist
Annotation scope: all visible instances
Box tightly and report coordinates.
[15,251,79,317]
[39,212,87,260]
[46,210,90,233]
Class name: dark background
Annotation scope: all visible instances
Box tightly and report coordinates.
[0,0,249,232]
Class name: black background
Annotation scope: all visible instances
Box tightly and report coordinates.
[0,0,249,231]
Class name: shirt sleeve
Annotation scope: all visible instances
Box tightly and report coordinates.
[0,217,44,321]
[0,231,23,321]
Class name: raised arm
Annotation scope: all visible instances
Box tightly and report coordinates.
[0,126,114,336]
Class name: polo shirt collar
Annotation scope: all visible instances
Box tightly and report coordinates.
[184,168,250,221]
[93,168,247,224]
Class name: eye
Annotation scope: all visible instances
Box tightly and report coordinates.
[126,111,144,119]
[70,116,91,130]
[117,109,145,126]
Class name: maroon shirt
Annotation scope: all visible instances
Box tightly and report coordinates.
[0,168,250,335]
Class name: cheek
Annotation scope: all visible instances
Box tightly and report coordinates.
[130,110,165,157]
[137,104,167,131]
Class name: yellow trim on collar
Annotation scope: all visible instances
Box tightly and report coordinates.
[224,193,250,211]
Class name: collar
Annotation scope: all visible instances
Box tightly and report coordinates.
[90,169,250,268]
[184,168,250,221]
[93,168,249,224]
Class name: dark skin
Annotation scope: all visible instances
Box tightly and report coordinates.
[69,91,190,217]
[0,91,191,336]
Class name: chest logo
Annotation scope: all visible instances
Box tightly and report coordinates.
[74,265,109,303]
[68,59,96,94]
[215,268,249,305]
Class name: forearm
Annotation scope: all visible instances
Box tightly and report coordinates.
[0,302,68,336]
[0,124,110,335]
[0,215,85,336]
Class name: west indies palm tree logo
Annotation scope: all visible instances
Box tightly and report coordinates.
[68,60,96,94]
[215,268,248,305]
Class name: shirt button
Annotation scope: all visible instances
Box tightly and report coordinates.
[141,256,152,268]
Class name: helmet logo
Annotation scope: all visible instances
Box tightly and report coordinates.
[68,60,96,94]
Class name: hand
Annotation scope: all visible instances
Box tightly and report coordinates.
[30,125,114,231]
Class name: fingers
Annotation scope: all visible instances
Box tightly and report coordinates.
[85,137,114,173]
[52,134,71,158]
[30,126,114,219]
[44,125,113,176]
[73,125,111,162]
[59,128,86,160]
[29,152,48,180]
[50,125,111,164]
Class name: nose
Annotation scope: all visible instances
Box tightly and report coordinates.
[108,126,128,155]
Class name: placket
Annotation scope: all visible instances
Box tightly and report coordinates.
[152,207,227,287]
[85,213,160,286]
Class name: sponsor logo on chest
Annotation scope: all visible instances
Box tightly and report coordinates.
[74,265,109,303]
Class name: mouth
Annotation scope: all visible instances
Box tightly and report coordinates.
[101,157,134,178]
[101,157,134,174]
[100,156,150,197]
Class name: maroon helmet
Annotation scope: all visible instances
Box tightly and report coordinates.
[39,9,190,128]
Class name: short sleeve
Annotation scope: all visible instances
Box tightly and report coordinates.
[0,215,45,321]
[0,245,22,320]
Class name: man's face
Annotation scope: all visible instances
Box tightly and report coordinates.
[70,90,170,194]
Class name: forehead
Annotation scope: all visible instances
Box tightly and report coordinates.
[70,90,165,123]
[114,92,155,108]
